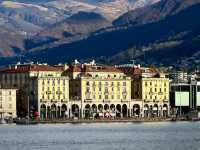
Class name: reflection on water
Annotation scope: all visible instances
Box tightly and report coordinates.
[0,122,200,150]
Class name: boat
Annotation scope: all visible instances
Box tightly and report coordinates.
[14,119,38,125]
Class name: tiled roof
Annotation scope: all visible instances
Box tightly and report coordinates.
[66,65,123,73]
[0,64,62,73]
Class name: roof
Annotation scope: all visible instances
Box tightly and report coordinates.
[0,64,62,73]
[118,66,160,75]
[66,65,123,73]
[118,67,144,74]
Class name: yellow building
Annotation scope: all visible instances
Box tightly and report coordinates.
[118,64,170,118]
[0,89,17,119]
[65,61,132,119]
[0,63,65,117]
[33,76,69,119]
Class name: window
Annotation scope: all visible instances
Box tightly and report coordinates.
[117,82,120,86]
[105,87,108,93]
[123,95,126,99]
[164,88,166,92]
[52,80,55,85]
[86,87,90,93]
[111,95,114,99]
[155,88,157,92]
[118,87,120,91]
[112,87,114,91]
[9,91,12,95]
[99,95,102,99]
[123,82,126,86]
[105,95,108,99]
[86,81,90,86]
[150,82,152,86]
[105,82,108,86]
[111,82,114,86]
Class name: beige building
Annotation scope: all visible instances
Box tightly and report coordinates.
[119,65,170,118]
[0,63,66,117]
[65,61,132,119]
[33,76,69,119]
[0,89,17,118]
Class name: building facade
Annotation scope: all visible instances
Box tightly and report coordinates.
[66,62,132,119]
[170,81,200,116]
[118,65,170,118]
[33,76,69,119]
[0,63,65,117]
[0,89,17,118]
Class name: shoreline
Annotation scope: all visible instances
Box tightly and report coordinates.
[13,118,199,124]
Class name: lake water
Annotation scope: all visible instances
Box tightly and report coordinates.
[0,122,200,150]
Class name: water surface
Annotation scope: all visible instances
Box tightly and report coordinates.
[0,122,200,150]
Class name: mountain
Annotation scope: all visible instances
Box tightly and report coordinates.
[113,0,200,26]
[24,11,111,50]
[0,26,24,57]
[15,1,200,70]
[0,0,158,57]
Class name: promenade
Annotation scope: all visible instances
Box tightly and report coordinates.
[14,117,189,124]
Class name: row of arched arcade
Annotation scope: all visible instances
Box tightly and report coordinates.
[39,103,169,120]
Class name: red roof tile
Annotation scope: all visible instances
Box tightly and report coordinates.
[0,64,62,73]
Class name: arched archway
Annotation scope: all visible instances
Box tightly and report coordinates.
[61,104,67,118]
[57,106,61,119]
[153,104,158,117]
[72,104,79,118]
[110,104,115,112]
[116,104,121,118]
[91,104,97,119]
[163,104,168,117]
[110,104,115,118]
[98,104,103,112]
[104,104,110,118]
[133,104,140,117]
[85,104,91,119]
[51,104,57,119]
[104,104,109,112]
[40,104,46,120]
[144,104,149,118]
[92,104,97,113]
[47,106,51,119]
[122,104,128,118]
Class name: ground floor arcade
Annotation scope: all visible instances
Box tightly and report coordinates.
[38,101,170,120]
